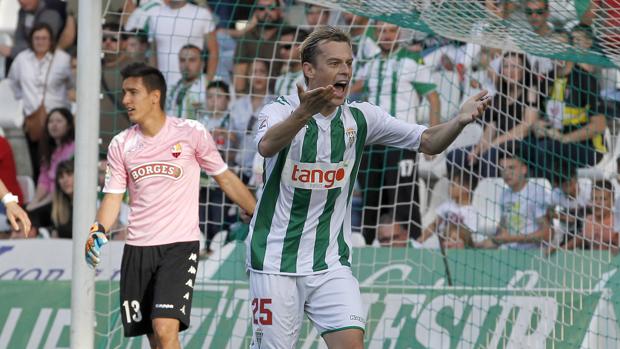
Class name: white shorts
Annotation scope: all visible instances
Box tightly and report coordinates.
[249,267,365,349]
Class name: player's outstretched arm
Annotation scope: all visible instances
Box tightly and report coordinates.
[84,193,124,268]
[213,170,256,216]
[419,90,491,155]
[258,84,336,158]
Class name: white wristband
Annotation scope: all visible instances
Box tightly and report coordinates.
[2,193,19,205]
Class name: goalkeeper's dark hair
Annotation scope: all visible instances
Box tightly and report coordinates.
[121,63,167,110]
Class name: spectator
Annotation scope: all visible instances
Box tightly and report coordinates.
[125,30,149,62]
[571,24,597,73]
[524,0,553,37]
[480,153,553,250]
[355,21,439,244]
[26,108,75,230]
[521,32,607,183]
[8,22,72,180]
[376,213,410,247]
[230,59,274,182]
[447,52,539,178]
[547,166,591,253]
[0,0,64,61]
[100,22,135,152]
[201,80,236,165]
[51,159,73,238]
[142,0,219,84]
[419,174,479,247]
[341,12,380,101]
[233,0,285,93]
[304,4,331,29]
[582,179,619,250]
[274,27,309,96]
[166,44,209,119]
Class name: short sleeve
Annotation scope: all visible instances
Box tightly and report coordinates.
[357,102,428,150]
[200,8,216,34]
[103,137,128,194]
[195,124,228,176]
[254,99,293,151]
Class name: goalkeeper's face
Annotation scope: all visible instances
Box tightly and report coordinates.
[305,40,353,106]
[122,77,161,124]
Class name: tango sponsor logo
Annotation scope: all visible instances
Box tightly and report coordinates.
[283,160,349,189]
[129,162,183,183]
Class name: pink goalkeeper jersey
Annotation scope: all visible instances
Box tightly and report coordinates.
[103,116,228,246]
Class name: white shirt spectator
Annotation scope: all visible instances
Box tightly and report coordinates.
[435,200,482,242]
[8,49,72,116]
[125,0,162,32]
[230,95,274,179]
[146,3,216,84]
[500,179,551,249]
[274,70,305,96]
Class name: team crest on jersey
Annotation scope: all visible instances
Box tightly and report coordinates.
[346,128,356,147]
[171,143,182,158]
[129,162,183,183]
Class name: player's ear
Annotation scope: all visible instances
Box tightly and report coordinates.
[302,61,315,81]
[151,89,161,107]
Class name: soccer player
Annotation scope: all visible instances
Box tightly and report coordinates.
[248,26,490,348]
[84,63,256,348]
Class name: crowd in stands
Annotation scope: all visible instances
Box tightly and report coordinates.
[0,0,619,257]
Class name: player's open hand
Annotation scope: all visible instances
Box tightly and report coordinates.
[5,202,31,237]
[457,90,491,126]
[85,223,108,268]
[295,83,336,120]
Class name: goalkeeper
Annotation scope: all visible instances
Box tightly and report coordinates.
[248,25,490,348]
[84,63,256,348]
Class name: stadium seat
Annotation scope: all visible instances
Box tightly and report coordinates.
[350,232,367,247]
[578,128,617,179]
[0,79,23,129]
[16,175,34,205]
[421,177,450,228]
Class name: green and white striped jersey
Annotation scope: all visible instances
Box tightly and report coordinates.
[247,95,427,275]
[357,48,437,124]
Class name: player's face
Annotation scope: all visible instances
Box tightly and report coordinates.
[179,48,202,81]
[304,41,353,105]
[206,87,229,113]
[47,111,69,140]
[58,171,74,196]
[122,77,160,124]
[377,22,400,52]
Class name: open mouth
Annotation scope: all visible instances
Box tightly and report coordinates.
[333,80,348,96]
[126,107,136,114]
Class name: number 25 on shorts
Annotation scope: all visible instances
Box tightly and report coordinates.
[251,298,272,325]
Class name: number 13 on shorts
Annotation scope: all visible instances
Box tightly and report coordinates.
[252,298,273,325]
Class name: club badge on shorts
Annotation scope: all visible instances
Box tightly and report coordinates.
[171,143,182,158]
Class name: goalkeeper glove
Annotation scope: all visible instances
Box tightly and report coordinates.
[85,223,108,268]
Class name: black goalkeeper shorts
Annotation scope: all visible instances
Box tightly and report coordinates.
[119,241,199,337]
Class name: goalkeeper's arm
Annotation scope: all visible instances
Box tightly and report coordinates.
[85,193,124,268]
[95,193,124,232]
